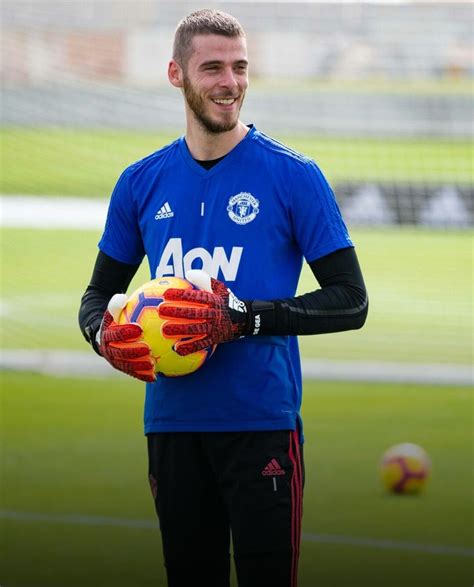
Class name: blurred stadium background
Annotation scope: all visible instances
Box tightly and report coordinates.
[1,1,472,586]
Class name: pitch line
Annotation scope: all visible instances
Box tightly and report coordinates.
[301,532,474,558]
[1,510,472,558]
[1,350,472,386]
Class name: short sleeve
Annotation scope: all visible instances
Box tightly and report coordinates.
[290,160,353,262]
[98,169,145,265]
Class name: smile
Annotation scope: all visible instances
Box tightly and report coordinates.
[212,97,237,105]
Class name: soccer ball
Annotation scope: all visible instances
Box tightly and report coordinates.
[118,277,214,377]
[380,443,431,494]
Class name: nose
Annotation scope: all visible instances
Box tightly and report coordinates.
[219,66,238,90]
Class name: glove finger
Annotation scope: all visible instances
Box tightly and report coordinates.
[112,357,155,371]
[163,288,220,307]
[185,269,213,292]
[159,304,217,320]
[106,341,152,360]
[174,337,213,356]
[162,288,200,302]
[210,277,229,297]
[112,358,156,382]
[107,293,129,322]
[162,321,211,337]
[101,310,114,329]
[134,370,156,383]
[184,270,228,298]
[102,322,143,343]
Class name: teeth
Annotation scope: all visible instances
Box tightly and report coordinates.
[213,98,235,105]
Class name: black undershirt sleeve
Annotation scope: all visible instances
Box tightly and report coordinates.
[249,246,368,335]
[78,251,140,351]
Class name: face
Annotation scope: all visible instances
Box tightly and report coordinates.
[177,34,249,134]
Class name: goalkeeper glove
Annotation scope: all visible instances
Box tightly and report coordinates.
[158,270,253,356]
[96,294,156,382]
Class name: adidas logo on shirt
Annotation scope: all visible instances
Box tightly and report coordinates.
[155,202,174,220]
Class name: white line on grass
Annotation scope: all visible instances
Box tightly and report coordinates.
[1,349,472,386]
[1,510,472,558]
[301,532,474,558]
[1,195,107,230]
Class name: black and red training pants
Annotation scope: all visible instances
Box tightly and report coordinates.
[147,429,304,587]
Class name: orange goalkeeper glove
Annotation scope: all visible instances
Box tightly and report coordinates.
[97,294,156,382]
[158,270,252,356]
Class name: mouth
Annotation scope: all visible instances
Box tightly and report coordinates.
[211,96,238,107]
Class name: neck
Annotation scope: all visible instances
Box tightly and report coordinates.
[185,119,249,160]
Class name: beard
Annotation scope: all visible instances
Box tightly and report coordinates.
[183,74,244,134]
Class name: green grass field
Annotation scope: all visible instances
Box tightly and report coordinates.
[1,128,472,197]
[1,372,472,587]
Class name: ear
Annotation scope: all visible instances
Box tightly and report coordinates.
[168,59,183,88]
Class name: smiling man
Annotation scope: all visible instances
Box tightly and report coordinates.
[170,14,250,156]
[79,9,368,587]
[174,33,248,136]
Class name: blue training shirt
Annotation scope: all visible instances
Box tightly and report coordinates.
[99,125,353,436]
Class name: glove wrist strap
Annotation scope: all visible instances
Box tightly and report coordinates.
[247,300,275,336]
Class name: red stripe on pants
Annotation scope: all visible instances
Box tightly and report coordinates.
[288,430,303,587]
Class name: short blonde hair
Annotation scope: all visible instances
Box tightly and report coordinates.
[173,9,245,67]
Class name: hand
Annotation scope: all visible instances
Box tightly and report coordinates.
[158,270,251,356]
[97,293,156,382]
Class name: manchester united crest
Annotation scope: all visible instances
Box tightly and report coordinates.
[227,192,260,225]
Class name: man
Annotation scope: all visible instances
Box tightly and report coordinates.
[79,9,368,587]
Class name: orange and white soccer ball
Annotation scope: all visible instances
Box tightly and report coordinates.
[118,277,215,377]
[380,443,431,494]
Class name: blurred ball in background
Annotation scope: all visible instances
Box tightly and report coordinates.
[380,443,431,495]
